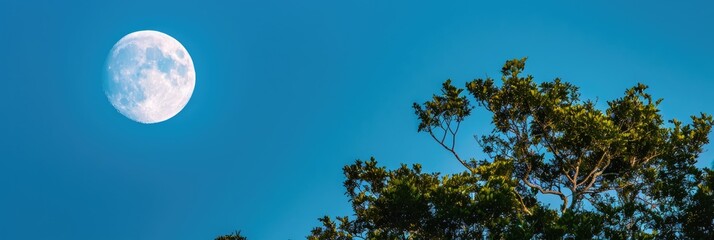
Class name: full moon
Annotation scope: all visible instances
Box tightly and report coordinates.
[104,30,195,124]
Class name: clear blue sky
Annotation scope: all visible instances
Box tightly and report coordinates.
[1,1,713,239]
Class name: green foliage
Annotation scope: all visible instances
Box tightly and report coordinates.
[413,79,472,133]
[683,169,714,238]
[308,158,540,239]
[215,231,247,240]
[307,58,714,239]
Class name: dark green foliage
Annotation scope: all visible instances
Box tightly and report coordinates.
[308,158,537,239]
[215,231,247,240]
[307,58,714,239]
[683,169,714,238]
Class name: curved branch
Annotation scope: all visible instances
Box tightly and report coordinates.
[522,168,568,213]
[428,128,471,171]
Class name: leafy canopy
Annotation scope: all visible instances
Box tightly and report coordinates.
[307,58,714,239]
[219,58,714,239]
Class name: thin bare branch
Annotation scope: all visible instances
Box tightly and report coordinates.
[428,128,471,171]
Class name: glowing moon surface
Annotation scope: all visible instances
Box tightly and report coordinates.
[104,30,195,124]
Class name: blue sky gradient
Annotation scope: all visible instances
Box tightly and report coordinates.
[1,1,714,239]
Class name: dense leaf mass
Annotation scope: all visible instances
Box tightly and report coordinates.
[219,58,714,239]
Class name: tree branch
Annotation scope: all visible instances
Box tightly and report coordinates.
[522,167,569,213]
[513,188,533,215]
[428,128,471,171]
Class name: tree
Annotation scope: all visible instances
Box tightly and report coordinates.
[215,231,247,240]
[307,58,714,239]
[218,58,714,239]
